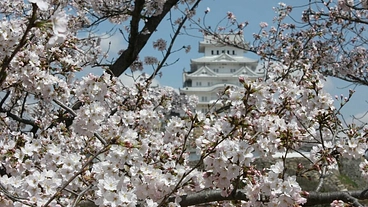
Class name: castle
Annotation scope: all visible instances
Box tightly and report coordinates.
[180,34,264,113]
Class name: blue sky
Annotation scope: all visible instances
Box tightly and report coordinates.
[89,0,368,124]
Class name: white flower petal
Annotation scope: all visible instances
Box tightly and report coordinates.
[28,0,49,11]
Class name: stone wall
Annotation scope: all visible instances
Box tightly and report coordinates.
[254,157,367,191]
[254,157,368,206]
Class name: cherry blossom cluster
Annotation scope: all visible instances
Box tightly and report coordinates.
[0,60,358,207]
[3,55,345,207]
[153,38,167,51]
[192,2,368,205]
[242,161,307,206]
[330,199,346,207]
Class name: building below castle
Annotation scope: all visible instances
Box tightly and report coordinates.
[180,34,264,113]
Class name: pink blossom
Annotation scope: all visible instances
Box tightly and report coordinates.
[153,38,167,51]
[260,22,268,28]
[48,11,68,45]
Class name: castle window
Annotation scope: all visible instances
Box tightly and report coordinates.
[211,50,214,55]
[201,96,207,102]
[232,50,235,55]
[216,50,219,55]
[230,69,236,73]
[207,82,211,86]
[196,82,202,86]
[221,50,225,53]
[214,69,219,73]
[227,50,230,54]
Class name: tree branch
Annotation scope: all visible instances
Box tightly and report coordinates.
[306,191,368,206]
[0,3,38,85]
[0,109,37,127]
[169,189,368,206]
[109,0,180,77]
[145,0,202,86]
[69,188,368,207]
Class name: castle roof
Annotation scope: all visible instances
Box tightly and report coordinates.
[191,53,257,64]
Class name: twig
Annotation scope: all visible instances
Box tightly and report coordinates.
[315,165,326,192]
[145,0,202,86]
[0,182,34,206]
[71,185,93,207]
[53,99,77,117]
[93,132,107,146]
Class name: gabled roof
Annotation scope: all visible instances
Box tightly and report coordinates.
[188,66,217,76]
[184,66,264,79]
[191,53,257,64]
[233,66,265,77]
[213,53,237,62]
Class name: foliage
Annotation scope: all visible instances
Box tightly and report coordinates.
[0,0,368,207]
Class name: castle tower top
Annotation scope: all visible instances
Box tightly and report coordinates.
[198,34,249,53]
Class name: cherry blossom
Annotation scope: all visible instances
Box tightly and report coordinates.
[28,0,49,11]
[144,56,159,65]
[48,11,69,45]
[259,22,268,28]
[153,38,167,51]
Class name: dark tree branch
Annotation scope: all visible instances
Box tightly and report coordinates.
[167,189,249,206]
[19,92,28,119]
[73,189,368,207]
[169,189,368,207]
[0,109,37,127]
[109,0,180,77]
[0,90,10,108]
[0,3,38,85]
[306,191,368,206]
